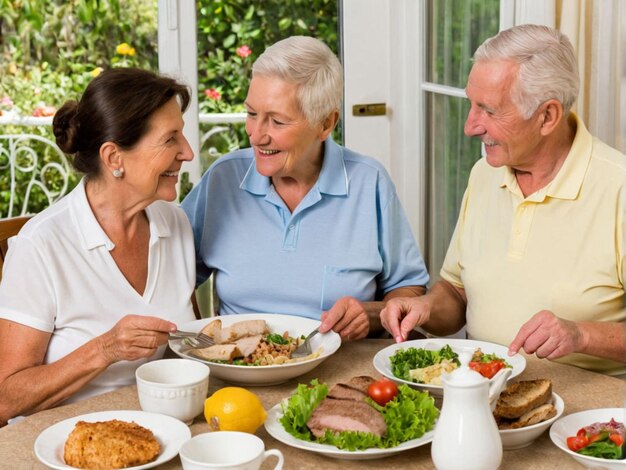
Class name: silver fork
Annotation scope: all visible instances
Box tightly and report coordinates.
[291,327,320,358]
[169,330,215,348]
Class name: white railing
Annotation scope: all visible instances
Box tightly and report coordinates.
[0,134,72,218]
[0,112,247,218]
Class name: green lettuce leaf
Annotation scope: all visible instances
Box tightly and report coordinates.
[390,345,459,381]
[278,379,439,450]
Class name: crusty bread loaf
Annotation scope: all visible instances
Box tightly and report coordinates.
[494,379,552,419]
[497,403,557,429]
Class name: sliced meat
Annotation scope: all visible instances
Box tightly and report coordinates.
[190,344,241,361]
[327,383,368,402]
[307,398,387,438]
[221,320,269,343]
[233,335,263,357]
[345,376,376,394]
[200,319,223,343]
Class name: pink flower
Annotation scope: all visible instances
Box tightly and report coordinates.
[1,96,13,107]
[204,88,222,101]
[236,45,252,58]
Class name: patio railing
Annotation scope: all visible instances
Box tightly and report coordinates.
[0,112,246,218]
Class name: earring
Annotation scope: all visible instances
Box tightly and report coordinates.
[112,168,124,178]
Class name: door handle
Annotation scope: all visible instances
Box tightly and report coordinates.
[352,103,386,116]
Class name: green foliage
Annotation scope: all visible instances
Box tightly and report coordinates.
[0,0,339,215]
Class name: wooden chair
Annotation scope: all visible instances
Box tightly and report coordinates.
[0,216,32,282]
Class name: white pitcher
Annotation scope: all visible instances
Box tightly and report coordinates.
[431,349,511,470]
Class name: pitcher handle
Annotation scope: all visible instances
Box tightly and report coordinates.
[488,367,512,411]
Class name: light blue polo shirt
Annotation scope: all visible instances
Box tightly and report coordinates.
[182,138,429,320]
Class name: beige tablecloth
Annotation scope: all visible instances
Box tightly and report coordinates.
[1,339,623,469]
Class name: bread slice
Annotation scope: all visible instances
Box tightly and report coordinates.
[494,379,552,419]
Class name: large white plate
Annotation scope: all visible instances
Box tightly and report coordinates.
[169,314,342,386]
[550,408,626,469]
[372,338,526,397]
[264,402,434,460]
[34,410,191,470]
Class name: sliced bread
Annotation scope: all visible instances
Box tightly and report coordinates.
[494,379,552,419]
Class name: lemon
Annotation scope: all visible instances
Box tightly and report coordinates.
[204,387,267,433]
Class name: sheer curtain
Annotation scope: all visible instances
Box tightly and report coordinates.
[527,0,624,151]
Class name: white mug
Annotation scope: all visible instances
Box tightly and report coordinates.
[179,431,284,470]
[135,358,209,425]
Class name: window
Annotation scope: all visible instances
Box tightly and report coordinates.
[424,0,500,279]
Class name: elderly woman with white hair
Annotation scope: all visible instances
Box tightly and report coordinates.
[182,36,429,340]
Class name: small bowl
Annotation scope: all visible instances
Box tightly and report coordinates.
[550,407,626,469]
[136,358,209,425]
[499,392,564,450]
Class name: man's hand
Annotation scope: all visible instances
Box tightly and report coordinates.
[380,296,432,343]
[319,296,369,341]
[508,310,586,359]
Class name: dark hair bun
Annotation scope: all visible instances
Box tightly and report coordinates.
[52,101,80,154]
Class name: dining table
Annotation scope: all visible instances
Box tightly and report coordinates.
[1,338,624,469]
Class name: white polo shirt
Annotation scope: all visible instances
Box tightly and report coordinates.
[441,114,626,374]
[0,179,196,403]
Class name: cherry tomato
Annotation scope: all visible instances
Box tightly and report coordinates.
[469,360,505,379]
[567,435,590,452]
[367,378,398,406]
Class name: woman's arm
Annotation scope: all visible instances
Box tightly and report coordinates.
[0,315,176,426]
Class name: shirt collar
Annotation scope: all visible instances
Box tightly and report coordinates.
[240,137,349,196]
[501,113,591,201]
[71,178,171,251]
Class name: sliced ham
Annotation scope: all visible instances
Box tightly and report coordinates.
[190,344,241,361]
[233,335,263,357]
[327,383,368,401]
[307,398,387,438]
[221,320,268,343]
[200,319,223,343]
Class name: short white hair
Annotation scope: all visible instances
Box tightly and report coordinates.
[473,24,579,118]
[252,36,343,125]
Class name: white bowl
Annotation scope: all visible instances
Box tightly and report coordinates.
[499,392,564,449]
[136,358,209,424]
[372,338,526,397]
[169,314,342,386]
[550,407,626,469]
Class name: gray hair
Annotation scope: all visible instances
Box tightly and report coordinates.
[252,36,343,125]
[473,24,579,119]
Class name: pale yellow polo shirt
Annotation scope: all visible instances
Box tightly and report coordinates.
[441,114,626,374]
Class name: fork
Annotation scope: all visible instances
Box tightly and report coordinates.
[169,330,215,348]
[291,327,320,358]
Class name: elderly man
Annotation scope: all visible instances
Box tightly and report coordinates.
[381,24,626,374]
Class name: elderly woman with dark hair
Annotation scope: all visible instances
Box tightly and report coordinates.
[0,68,196,425]
[182,36,429,341]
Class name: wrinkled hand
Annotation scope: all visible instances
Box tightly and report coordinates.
[319,296,369,341]
[96,315,177,364]
[508,310,583,360]
[380,297,431,343]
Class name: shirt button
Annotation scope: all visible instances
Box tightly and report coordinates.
[289,225,295,230]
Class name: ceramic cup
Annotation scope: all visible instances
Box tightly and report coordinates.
[135,358,209,425]
[179,431,284,470]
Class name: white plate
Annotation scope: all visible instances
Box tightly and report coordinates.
[500,392,564,450]
[34,410,191,470]
[550,408,626,469]
[264,402,434,460]
[169,314,342,386]
[372,338,526,396]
